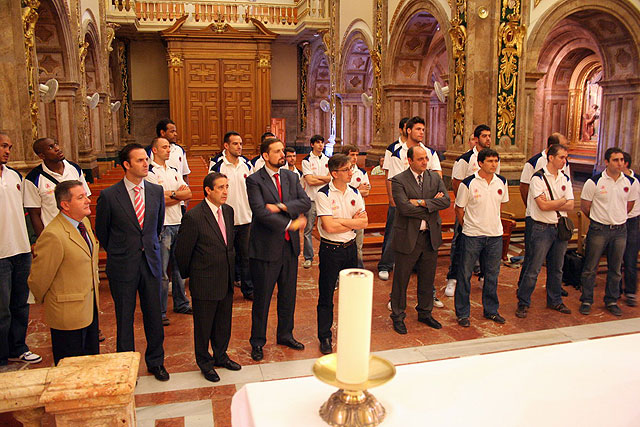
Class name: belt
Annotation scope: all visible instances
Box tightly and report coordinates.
[321,238,356,248]
[591,220,626,230]
[532,220,557,228]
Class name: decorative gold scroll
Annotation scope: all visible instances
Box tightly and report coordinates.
[449,0,467,141]
[22,0,40,140]
[372,0,384,135]
[117,41,131,134]
[299,42,310,132]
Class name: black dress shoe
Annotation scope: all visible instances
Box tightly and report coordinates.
[277,338,305,350]
[561,288,569,297]
[484,313,506,324]
[457,317,470,327]
[251,346,263,361]
[243,293,254,301]
[418,315,442,329]
[215,358,242,371]
[202,369,220,382]
[148,365,170,381]
[392,320,407,334]
[174,307,193,314]
[319,338,332,355]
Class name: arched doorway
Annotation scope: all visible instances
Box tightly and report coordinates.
[83,22,104,157]
[307,46,332,144]
[526,2,640,173]
[340,29,373,151]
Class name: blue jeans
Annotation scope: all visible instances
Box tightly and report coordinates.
[234,223,253,297]
[516,221,568,307]
[377,205,396,272]
[515,216,534,288]
[160,225,191,315]
[580,222,627,305]
[446,219,462,280]
[303,201,317,261]
[455,235,502,319]
[622,215,639,296]
[0,252,32,364]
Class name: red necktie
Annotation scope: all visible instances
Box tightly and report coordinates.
[274,173,290,241]
[133,186,145,229]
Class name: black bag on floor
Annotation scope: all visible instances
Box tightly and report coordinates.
[563,249,583,290]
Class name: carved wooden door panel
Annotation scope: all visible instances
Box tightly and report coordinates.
[186,60,221,152]
[222,60,256,150]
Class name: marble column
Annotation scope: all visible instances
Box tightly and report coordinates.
[55,82,80,166]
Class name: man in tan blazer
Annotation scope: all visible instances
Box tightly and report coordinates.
[28,180,100,365]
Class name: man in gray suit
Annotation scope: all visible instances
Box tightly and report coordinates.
[389,146,450,334]
[175,172,241,382]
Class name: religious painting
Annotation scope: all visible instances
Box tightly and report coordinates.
[580,69,602,142]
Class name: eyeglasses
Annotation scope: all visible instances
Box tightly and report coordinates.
[335,168,352,173]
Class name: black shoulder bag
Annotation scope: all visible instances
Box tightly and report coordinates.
[541,174,574,241]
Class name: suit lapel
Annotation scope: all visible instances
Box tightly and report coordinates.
[280,170,290,202]
[59,215,92,257]
[143,184,154,231]
[406,170,421,198]
[260,167,280,202]
[201,202,226,246]
[114,180,141,231]
[223,205,233,246]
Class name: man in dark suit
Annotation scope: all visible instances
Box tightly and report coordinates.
[390,145,450,334]
[95,143,169,381]
[175,172,241,382]
[246,137,311,361]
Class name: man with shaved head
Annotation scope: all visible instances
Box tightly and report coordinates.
[23,137,91,237]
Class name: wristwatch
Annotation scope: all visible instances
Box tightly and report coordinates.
[277,203,286,211]
[418,199,425,206]
[170,191,177,200]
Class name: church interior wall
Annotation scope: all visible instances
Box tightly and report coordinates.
[271,43,298,101]
[339,1,374,47]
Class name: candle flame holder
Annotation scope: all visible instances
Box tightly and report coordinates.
[313,354,395,426]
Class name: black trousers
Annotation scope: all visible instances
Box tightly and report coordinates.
[390,230,437,322]
[192,292,232,372]
[249,241,298,347]
[50,301,99,365]
[234,224,253,297]
[317,241,358,340]
[108,260,165,368]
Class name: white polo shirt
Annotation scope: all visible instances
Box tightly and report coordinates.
[302,152,330,201]
[628,171,640,218]
[452,146,501,181]
[456,172,509,237]
[145,161,185,226]
[150,143,190,177]
[210,155,253,226]
[23,160,91,227]
[520,149,571,184]
[581,170,638,225]
[208,150,224,172]
[383,141,441,180]
[316,181,365,242]
[250,155,265,172]
[527,167,573,224]
[349,164,370,189]
[0,165,31,258]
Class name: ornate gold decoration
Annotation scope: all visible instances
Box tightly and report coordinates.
[106,23,119,52]
[326,0,338,140]
[495,0,525,144]
[449,0,467,141]
[22,0,41,140]
[117,41,131,134]
[79,40,89,75]
[299,42,310,132]
[257,54,271,70]
[372,0,383,135]
[168,52,183,68]
[534,0,541,7]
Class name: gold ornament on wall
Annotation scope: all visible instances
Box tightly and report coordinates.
[258,54,271,70]
[373,0,384,135]
[106,23,119,52]
[449,0,467,141]
[299,43,310,132]
[168,52,183,68]
[22,0,41,140]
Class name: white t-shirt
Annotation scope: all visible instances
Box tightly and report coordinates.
[302,152,330,201]
[456,172,509,237]
[23,160,91,227]
[145,161,186,226]
[452,146,501,181]
[210,155,253,226]
[520,149,571,184]
[628,171,640,219]
[349,164,370,189]
[316,181,365,242]
[581,170,638,225]
[0,165,31,258]
[383,141,441,180]
[527,167,574,224]
[251,155,265,173]
[150,143,190,177]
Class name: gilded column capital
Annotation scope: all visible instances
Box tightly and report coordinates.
[168,52,183,68]
[449,0,467,143]
[22,0,41,140]
[258,54,271,70]
[106,23,119,52]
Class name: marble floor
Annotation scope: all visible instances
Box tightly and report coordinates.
[2,240,639,426]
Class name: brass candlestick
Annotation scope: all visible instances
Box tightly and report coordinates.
[313,354,396,426]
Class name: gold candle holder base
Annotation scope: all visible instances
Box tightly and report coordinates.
[313,354,396,427]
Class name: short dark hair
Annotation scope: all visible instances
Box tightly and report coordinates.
[310,134,325,145]
[623,151,632,168]
[604,147,624,162]
[33,137,54,155]
[260,137,282,155]
[406,116,425,131]
[547,144,568,159]
[54,180,83,210]
[399,117,410,130]
[473,124,491,138]
[407,145,426,160]
[203,172,227,195]
[151,137,167,149]
[328,153,350,173]
[547,134,561,147]
[155,118,175,137]
[477,148,500,163]
[119,143,145,171]
[284,146,296,155]
[261,132,275,142]
[224,131,241,144]
[341,144,359,155]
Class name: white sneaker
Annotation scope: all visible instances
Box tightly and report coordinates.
[433,296,444,308]
[303,260,312,269]
[378,271,389,281]
[478,276,484,285]
[387,300,392,311]
[9,351,42,364]
[444,279,457,297]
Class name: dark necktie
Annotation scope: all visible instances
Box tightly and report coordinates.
[273,173,290,241]
[77,222,92,254]
[417,174,423,191]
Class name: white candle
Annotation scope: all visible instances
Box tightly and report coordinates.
[336,268,373,385]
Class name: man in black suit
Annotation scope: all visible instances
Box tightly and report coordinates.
[247,137,311,361]
[175,172,241,382]
[390,145,450,334]
[95,143,169,381]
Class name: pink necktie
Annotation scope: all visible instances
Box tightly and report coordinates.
[217,207,227,245]
[133,186,145,229]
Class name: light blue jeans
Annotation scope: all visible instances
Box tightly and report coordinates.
[160,225,191,315]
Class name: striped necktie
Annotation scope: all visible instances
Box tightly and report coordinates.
[133,186,145,229]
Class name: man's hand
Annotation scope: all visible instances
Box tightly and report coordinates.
[289,215,307,231]
[266,203,280,213]
[409,199,420,207]
[353,210,367,219]
[178,185,189,191]
[434,192,444,199]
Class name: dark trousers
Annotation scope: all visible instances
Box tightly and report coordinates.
[234,224,253,297]
[446,220,462,280]
[622,215,639,296]
[0,253,32,364]
[108,260,165,367]
[50,301,99,365]
[390,230,437,322]
[192,293,232,372]
[515,216,534,288]
[377,205,396,272]
[317,240,358,340]
[249,241,298,347]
